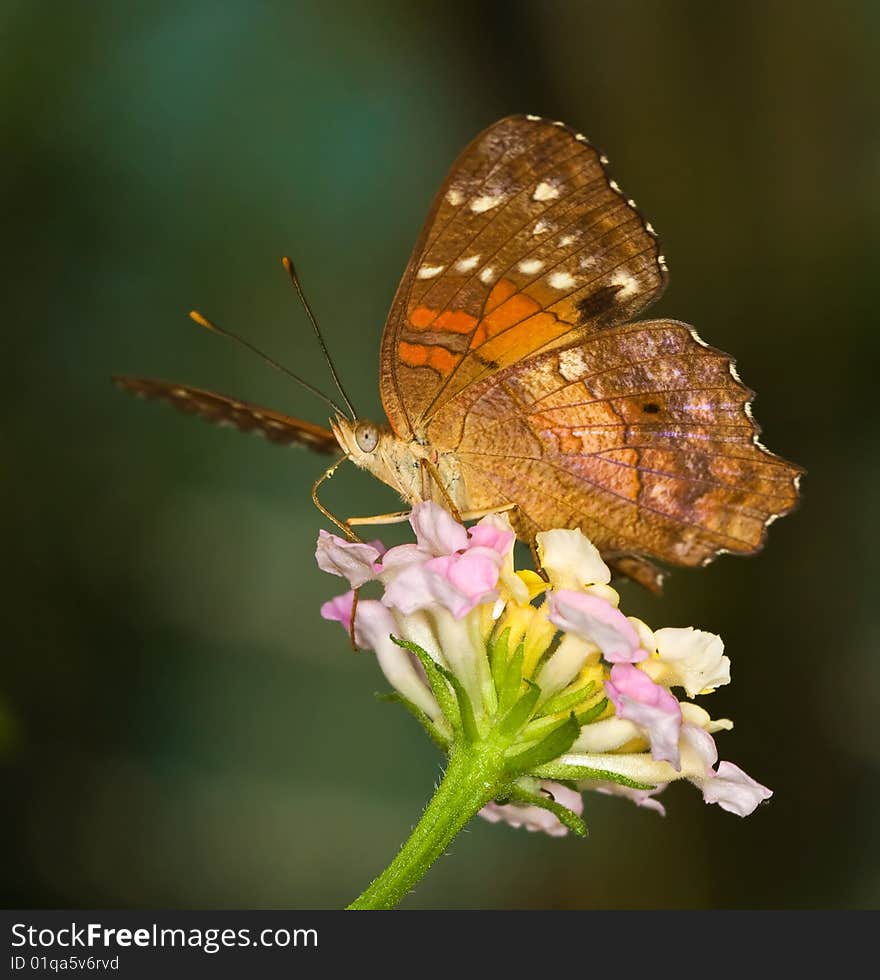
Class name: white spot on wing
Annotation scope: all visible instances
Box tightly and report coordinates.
[548,271,577,289]
[532,181,559,202]
[558,234,576,247]
[532,218,551,235]
[609,271,639,297]
[446,188,465,206]
[455,255,481,273]
[558,348,587,382]
[417,264,444,279]
[518,258,544,275]
[470,194,504,213]
[479,266,496,284]
[609,179,622,193]
[525,114,541,121]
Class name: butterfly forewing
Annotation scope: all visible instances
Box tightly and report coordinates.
[113,377,339,452]
[426,320,802,567]
[381,115,666,436]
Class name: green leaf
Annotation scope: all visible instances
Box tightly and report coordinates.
[489,628,511,694]
[505,712,580,774]
[498,679,541,736]
[505,784,588,838]
[575,697,608,726]
[535,681,597,719]
[375,692,450,751]
[390,636,460,733]
[434,663,479,744]
[530,761,656,790]
[497,641,525,715]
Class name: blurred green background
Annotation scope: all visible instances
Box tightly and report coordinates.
[3,0,878,909]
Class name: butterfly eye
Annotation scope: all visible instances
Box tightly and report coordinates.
[355,422,380,454]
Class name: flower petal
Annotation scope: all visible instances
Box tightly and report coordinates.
[589,780,668,816]
[536,633,601,699]
[355,600,440,719]
[572,716,642,753]
[548,590,645,663]
[409,501,469,555]
[649,627,731,698]
[468,520,515,557]
[315,530,382,587]
[537,528,611,589]
[320,590,357,632]
[382,554,498,619]
[699,761,773,817]
[321,591,439,718]
[605,664,682,768]
[433,552,500,599]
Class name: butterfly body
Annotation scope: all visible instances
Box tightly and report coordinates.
[116,114,802,590]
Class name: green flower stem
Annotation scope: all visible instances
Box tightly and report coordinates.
[347,743,505,910]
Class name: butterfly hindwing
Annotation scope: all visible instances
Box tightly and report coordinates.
[381,115,666,437]
[426,319,802,568]
[113,377,339,453]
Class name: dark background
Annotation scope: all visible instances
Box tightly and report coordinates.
[3,1,878,909]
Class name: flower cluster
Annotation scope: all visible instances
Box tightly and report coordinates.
[317,503,771,836]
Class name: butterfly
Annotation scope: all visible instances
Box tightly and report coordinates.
[115,114,802,592]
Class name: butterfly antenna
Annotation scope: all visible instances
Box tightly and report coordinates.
[188,310,348,418]
[282,257,357,421]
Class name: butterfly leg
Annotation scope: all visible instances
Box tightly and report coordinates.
[349,587,360,651]
[346,510,413,527]
[312,456,361,541]
[418,458,463,522]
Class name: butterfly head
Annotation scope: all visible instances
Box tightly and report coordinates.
[331,415,427,505]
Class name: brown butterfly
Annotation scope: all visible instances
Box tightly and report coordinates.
[115,114,802,592]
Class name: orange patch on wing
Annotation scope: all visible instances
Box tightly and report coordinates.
[398,341,460,376]
[409,306,477,335]
[410,306,436,329]
[436,309,477,334]
[485,278,517,313]
[475,311,568,361]
[471,294,542,349]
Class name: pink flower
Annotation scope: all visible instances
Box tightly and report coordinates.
[593,781,669,817]
[698,761,773,817]
[315,531,383,588]
[383,550,501,619]
[605,663,683,768]
[548,590,646,663]
[410,502,470,555]
[479,782,583,837]
[377,503,516,620]
[467,520,515,556]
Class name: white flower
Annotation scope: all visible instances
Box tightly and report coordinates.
[642,627,730,698]
[536,528,611,589]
